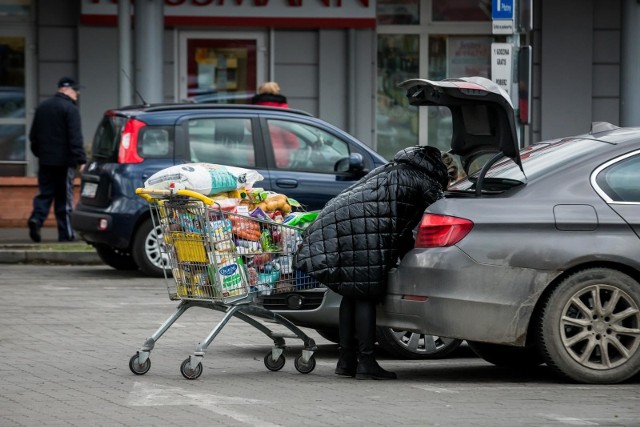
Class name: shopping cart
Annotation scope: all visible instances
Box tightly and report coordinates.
[129,188,320,380]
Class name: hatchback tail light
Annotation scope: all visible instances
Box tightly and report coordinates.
[415,214,473,248]
[117,119,146,164]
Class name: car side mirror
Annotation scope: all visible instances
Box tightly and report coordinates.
[335,153,365,173]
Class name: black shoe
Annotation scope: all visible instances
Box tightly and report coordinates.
[28,219,41,243]
[355,354,397,380]
[335,347,357,377]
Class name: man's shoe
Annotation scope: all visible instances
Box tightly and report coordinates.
[334,347,357,377]
[28,220,41,243]
[355,354,397,380]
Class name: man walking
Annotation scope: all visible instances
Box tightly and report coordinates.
[28,77,86,242]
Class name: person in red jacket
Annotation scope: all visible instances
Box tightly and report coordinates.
[252,82,298,167]
[251,81,289,107]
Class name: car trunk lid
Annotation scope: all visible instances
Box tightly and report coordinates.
[400,76,523,178]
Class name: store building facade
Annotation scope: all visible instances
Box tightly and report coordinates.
[0,0,638,180]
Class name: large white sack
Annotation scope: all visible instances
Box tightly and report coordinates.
[144,163,263,196]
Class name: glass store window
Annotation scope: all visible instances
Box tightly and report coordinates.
[376,34,419,161]
[377,0,420,25]
[432,0,491,22]
[376,0,492,165]
[0,35,26,176]
[186,39,257,103]
[428,35,491,153]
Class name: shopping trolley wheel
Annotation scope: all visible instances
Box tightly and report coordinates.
[294,355,316,374]
[129,353,151,375]
[180,358,203,380]
[264,352,286,371]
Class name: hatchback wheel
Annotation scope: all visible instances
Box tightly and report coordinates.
[132,218,170,277]
[377,327,463,360]
[537,268,640,384]
[94,244,138,271]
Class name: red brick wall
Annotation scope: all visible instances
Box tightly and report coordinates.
[0,177,81,228]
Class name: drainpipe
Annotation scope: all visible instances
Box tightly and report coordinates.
[348,29,356,135]
[134,0,164,104]
[620,0,640,126]
[118,0,133,107]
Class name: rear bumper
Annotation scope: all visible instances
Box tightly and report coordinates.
[263,288,341,330]
[71,203,140,249]
[376,247,558,346]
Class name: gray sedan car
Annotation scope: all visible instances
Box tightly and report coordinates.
[377,78,640,384]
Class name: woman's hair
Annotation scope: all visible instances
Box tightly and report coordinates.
[258,81,281,95]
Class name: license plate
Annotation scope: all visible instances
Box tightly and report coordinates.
[81,182,98,198]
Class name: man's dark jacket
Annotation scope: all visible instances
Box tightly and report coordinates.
[295,146,449,300]
[30,92,86,167]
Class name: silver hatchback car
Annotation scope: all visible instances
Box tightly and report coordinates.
[377,78,640,384]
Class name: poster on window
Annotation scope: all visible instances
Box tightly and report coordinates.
[446,36,491,79]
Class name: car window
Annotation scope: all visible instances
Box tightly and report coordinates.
[92,115,126,160]
[266,119,350,172]
[187,118,255,167]
[595,153,640,203]
[139,127,171,157]
[449,138,611,192]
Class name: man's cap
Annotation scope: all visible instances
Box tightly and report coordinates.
[57,77,84,90]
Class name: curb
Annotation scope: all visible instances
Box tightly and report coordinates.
[0,249,103,265]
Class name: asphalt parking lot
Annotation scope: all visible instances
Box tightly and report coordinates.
[1,263,639,427]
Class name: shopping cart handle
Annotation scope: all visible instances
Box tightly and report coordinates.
[135,188,216,205]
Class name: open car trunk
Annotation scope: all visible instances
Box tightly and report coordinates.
[400,77,523,179]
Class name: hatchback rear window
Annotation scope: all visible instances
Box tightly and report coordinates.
[92,115,126,160]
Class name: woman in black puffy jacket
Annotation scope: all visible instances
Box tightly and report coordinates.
[295,145,449,380]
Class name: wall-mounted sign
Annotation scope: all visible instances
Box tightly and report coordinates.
[491,42,513,96]
[492,0,514,34]
[81,0,376,28]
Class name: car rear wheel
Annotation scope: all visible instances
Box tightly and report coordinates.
[94,244,138,271]
[132,218,169,277]
[467,341,543,368]
[377,327,463,360]
[537,268,640,384]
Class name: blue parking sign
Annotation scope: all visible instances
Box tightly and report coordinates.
[492,0,514,20]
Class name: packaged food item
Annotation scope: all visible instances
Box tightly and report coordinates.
[212,255,246,297]
[144,163,264,196]
[283,211,319,228]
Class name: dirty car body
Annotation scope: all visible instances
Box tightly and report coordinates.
[377,77,640,384]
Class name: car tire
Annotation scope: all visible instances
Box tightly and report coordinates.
[315,328,340,343]
[467,341,544,368]
[132,218,168,278]
[94,244,138,271]
[536,268,640,384]
[377,327,463,360]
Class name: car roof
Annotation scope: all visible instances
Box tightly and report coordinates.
[108,103,313,118]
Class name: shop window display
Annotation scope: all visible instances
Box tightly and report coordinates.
[427,35,491,156]
[432,0,491,22]
[376,34,419,161]
[0,35,26,174]
[377,0,419,25]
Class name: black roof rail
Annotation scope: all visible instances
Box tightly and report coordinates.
[121,103,313,117]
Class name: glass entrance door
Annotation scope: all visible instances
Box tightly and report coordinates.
[0,32,27,175]
[178,31,266,104]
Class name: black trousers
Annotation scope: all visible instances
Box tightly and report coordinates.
[338,296,377,355]
[29,164,76,241]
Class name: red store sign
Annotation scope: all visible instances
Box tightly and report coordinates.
[82,0,376,28]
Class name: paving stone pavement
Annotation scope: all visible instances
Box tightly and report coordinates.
[1,264,639,427]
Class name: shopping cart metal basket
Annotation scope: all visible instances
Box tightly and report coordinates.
[129,188,321,379]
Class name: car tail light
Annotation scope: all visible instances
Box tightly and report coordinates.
[415,214,473,248]
[117,119,145,164]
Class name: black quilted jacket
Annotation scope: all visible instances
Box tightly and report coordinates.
[295,146,449,300]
